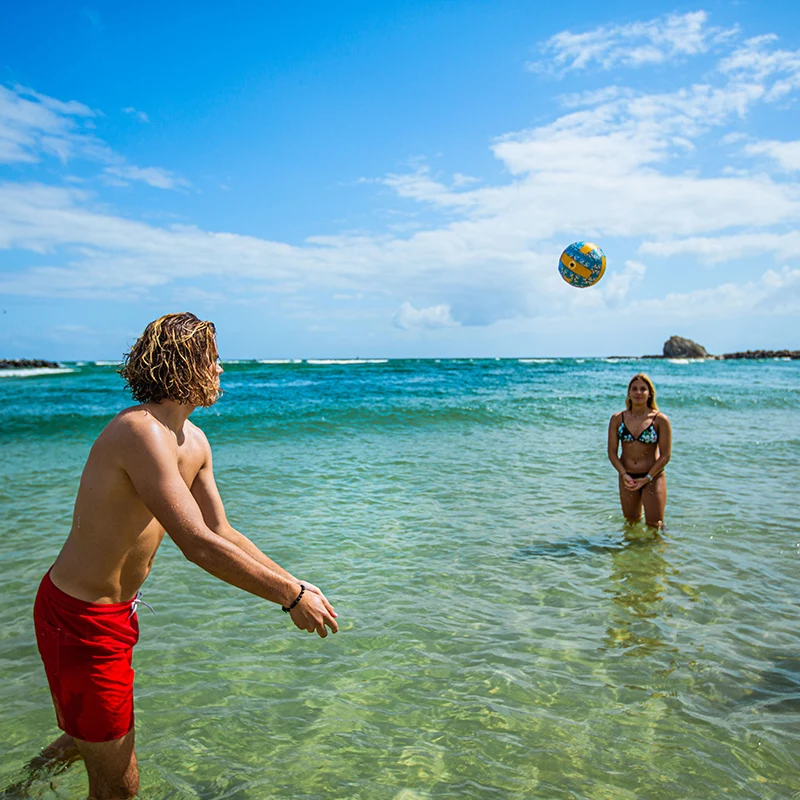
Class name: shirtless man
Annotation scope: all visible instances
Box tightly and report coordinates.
[32,312,338,799]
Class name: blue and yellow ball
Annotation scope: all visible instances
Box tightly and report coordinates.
[559,241,606,288]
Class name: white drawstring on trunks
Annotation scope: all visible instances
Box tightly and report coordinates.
[130,591,155,618]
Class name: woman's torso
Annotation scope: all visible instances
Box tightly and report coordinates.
[616,410,660,474]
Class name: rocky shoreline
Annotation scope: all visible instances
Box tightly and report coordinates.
[0,359,62,369]
[721,350,799,359]
[642,351,800,359]
[640,336,799,360]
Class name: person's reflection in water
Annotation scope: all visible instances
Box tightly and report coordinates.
[602,525,678,658]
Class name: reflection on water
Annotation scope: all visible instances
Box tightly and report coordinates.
[735,654,800,715]
[603,527,677,658]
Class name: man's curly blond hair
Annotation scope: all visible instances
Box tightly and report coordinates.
[119,312,220,406]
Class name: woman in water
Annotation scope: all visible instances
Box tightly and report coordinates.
[608,373,672,528]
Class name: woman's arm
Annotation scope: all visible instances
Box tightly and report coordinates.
[648,413,672,478]
[607,413,628,476]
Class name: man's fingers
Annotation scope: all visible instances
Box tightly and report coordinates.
[313,589,337,618]
[301,583,338,618]
[290,597,339,637]
[322,596,337,617]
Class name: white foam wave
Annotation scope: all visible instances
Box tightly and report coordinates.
[306,359,388,365]
[93,361,120,366]
[256,359,303,364]
[519,358,555,364]
[0,367,75,378]
[668,358,707,364]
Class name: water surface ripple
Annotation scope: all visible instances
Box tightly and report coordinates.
[1,358,798,799]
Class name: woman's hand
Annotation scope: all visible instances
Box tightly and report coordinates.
[622,472,638,491]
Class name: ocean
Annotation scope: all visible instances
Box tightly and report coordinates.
[1,357,798,799]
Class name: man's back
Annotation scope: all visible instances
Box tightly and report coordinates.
[50,405,207,604]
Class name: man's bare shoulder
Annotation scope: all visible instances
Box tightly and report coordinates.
[100,406,175,450]
[185,418,210,445]
[184,419,213,465]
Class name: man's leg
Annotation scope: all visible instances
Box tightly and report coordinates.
[74,729,138,800]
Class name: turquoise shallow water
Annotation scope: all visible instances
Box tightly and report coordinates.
[1,358,798,799]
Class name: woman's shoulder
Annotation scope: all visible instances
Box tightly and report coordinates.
[610,410,625,423]
[653,410,671,425]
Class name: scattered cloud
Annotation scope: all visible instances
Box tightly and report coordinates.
[122,106,150,123]
[103,165,191,190]
[602,260,647,307]
[2,11,800,341]
[629,266,800,320]
[743,139,800,172]
[0,83,96,164]
[0,83,187,190]
[393,302,458,330]
[452,172,480,187]
[639,231,800,264]
[530,11,738,75]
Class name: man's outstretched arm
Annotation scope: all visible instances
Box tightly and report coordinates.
[119,417,338,637]
[189,436,337,618]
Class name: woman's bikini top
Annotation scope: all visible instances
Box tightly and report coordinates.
[618,411,659,445]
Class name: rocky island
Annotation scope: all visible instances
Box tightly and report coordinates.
[641,336,799,359]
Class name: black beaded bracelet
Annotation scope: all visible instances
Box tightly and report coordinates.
[282,584,305,613]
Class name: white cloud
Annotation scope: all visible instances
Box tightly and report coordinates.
[0,84,187,190]
[531,11,737,75]
[719,34,800,81]
[3,14,800,341]
[630,266,800,319]
[452,173,480,187]
[557,86,634,109]
[122,107,150,124]
[0,84,96,164]
[743,139,800,172]
[639,231,800,264]
[104,165,191,190]
[393,302,458,330]
[602,260,647,307]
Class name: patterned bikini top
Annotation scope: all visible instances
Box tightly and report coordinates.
[618,412,659,445]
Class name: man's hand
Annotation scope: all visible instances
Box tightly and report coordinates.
[300,582,337,619]
[289,590,339,638]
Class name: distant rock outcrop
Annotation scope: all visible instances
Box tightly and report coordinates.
[0,358,61,369]
[663,336,708,358]
[722,350,800,359]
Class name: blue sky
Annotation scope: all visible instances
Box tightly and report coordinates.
[2,1,800,359]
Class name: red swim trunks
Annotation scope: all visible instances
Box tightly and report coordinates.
[34,570,140,742]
